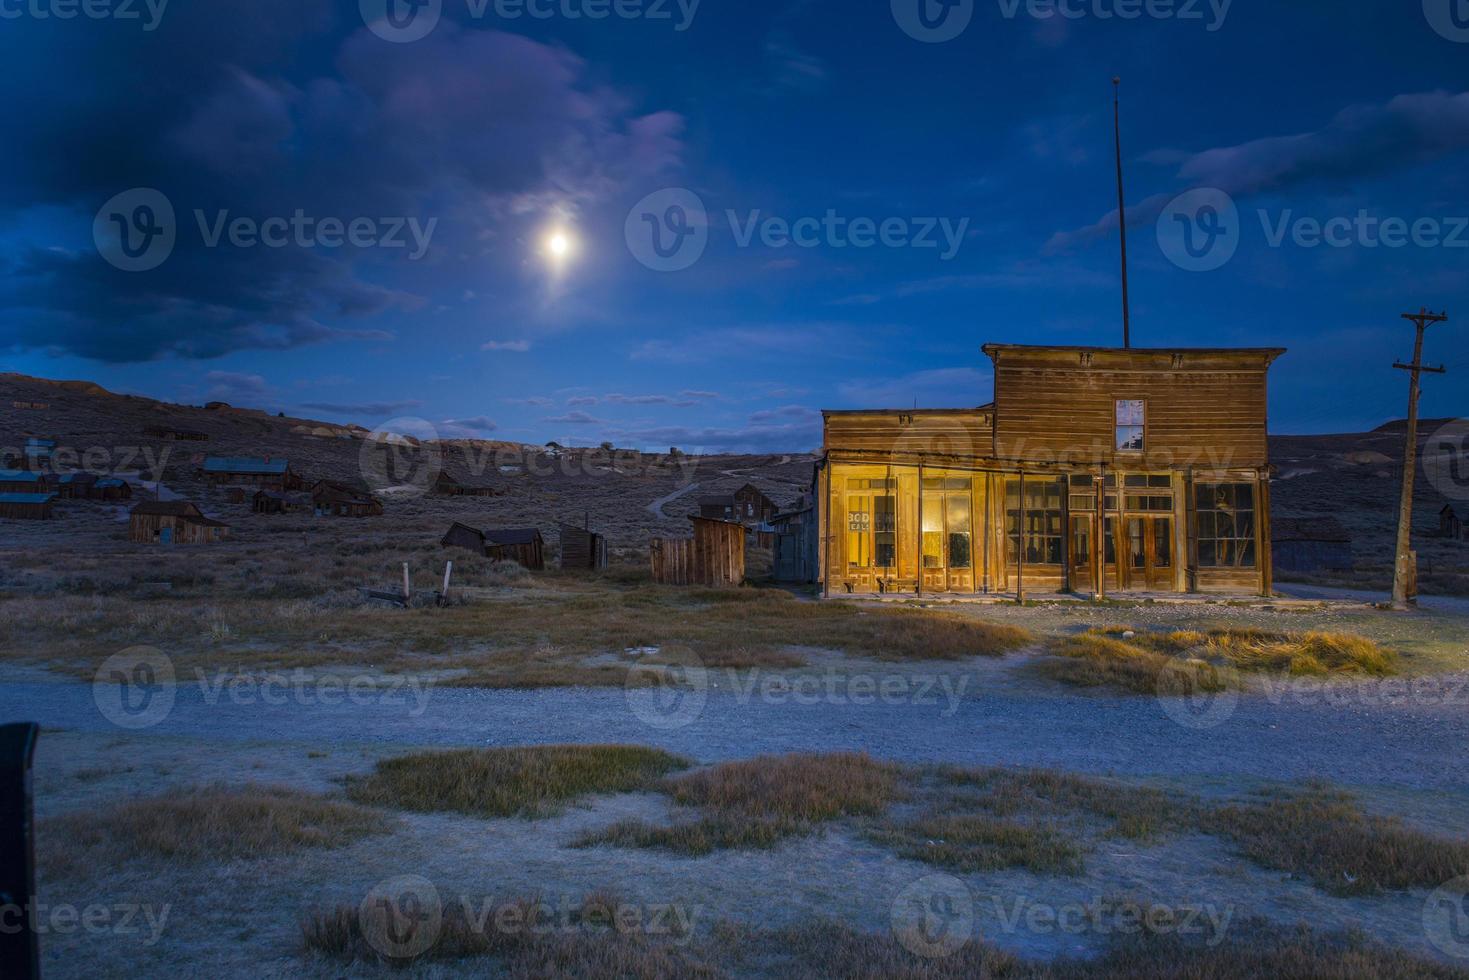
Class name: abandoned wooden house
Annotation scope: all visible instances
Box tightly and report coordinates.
[558,522,609,571]
[91,478,133,501]
[817,343,1286,597]
[485,528,545,569]
[1442,504,1467,542]
[1271,517,1352,575]
[772,499,819,584]
[253,490,304,514]
[54,472,97,499]
[0,492,57,520]
[0,469,51,495]
[650,516,746,588]
[699,483,779,524]
[128,500,230,544]
[433,471,499,497]
[441,522,489,553]
[311,480,383,517]
[199,456,303,491]
[144,425,209,441]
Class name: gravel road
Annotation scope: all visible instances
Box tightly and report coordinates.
[6,660,1467,793]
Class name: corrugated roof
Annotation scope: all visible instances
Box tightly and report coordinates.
[0,493,56,504]
[0,470,45,483]
[57,473,97,484]
[131,500,203,517]
[203,457,288,474]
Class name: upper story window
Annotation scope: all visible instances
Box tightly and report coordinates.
[1115,400,1145,452]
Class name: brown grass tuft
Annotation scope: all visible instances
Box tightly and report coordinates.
[871,812,1084,874]
[42,784,389,874]
[344,744,690,818]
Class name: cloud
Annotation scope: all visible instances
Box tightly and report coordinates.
[201,370,270,405]
[0,18,685,362]
[838,368,992,409]
[299,399,424,416]
[605,417,822,454]
[544,410,603,424]
[1047,89,1469,252]
[505,396,554,407]
[439,415,498,436]
[749,404,820,423]
[680,390,720,400]
[481,339,532,352]
[566,396,599,407]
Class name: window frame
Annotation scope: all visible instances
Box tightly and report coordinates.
[1194,482,1258,569]
[1115,399,1146,454]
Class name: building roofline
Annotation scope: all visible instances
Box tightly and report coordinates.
[821,406,993,418]
[982,343,1286,361]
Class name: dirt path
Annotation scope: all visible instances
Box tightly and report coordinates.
[646,481,701,519]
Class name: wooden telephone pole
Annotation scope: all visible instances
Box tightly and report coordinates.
[1390,308,1448,610]
[1113,77,1131,349]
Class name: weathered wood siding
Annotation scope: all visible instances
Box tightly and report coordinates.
[823,411,993,461]
[559,524,608,571]
[651,517,745,587]
[985,347,1281,469]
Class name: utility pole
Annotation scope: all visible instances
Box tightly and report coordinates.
[1390,308,1448,610]
[1113,77,1131,349]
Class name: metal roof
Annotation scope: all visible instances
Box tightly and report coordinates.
[484,528,542,546]
[0,470,45,483]
[0,493,55,504]
[203,457,288,474]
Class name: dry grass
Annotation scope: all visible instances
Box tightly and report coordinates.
[576,752,900,854]
[1204,785,1469,897]
[343,744,690,818]
[871,812,1085,874]
[302,890,720,975]
[938,766,1197,841]
[1031,626,1396,694]
[41,784,390,875]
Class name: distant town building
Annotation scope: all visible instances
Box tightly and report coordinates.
[199,456,303,490]
[311,480,383,518]
[129,500,230,544]
[1442,504,1467,542]
[0,492,57,520]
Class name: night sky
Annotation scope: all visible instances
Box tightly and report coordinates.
[2,0,1466,452]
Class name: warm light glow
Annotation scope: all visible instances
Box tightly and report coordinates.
[548,232,570,257]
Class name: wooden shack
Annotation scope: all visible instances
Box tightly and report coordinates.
[0,470,50,495]
[1442,504,1467,542]
[199,456,303,491]
[55,472,98,499]
[312,480,383,517]
[1271,517,1353,575]
[433,471,499,497]
[651,516,745,588]
[817,343,1285,598]
[128,500,230,544]
[441,522,488,553]
[484,528,545,570]
[253,490,302,514]
[0,492,56,520]
[559,522,609,571]
[91,478,133,501]
[144,426,209,441]
[772,502,818,584]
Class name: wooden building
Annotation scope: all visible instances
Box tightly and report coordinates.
[199,456,303,491]
[433,471,499,497]
[817,343,1285,597]
[0,470,51,495]
[0,492,56,520]
[311,480,383,517]
[128,500,230,544]
[772,500,819,584]
[92,478,133,501]
[1272,517,1352,575]
[253,490,303,514]
[55,473,97,499]
[559,522,609,571]
[485,528,545,570]
[650,516,746,588]
[144,426,209,441]
[1442,504,1467,542]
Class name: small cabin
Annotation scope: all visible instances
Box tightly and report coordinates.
[559,522,609,571]
[199,456,303,491]
[1272,517,1353,575]
[433,471,499,497]
[253,490,303,514]
[0,470,51,494]
[144,426,209,441]
[55,472,98,499]
[128,500,230,544]
[0,492,57,520]
[441,522,488,553]
[1443,504,1467,542]
[485,528,545,570]
[312,480,383,517]
[91,478,133,501]
[772,501,818,584]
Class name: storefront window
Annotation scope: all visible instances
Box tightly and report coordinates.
[1196,483,1256,568]
[1006,478,1064,565]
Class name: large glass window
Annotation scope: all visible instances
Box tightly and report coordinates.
[1006,478,1064,565]
[922,496,944,569]
[1196,483,1256,568]
[1116,400,1145,452]
[946,494,972,569]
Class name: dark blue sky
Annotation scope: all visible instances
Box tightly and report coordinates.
[2,0,1466,451]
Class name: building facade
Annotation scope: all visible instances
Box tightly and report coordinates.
[817,344,1284,597]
